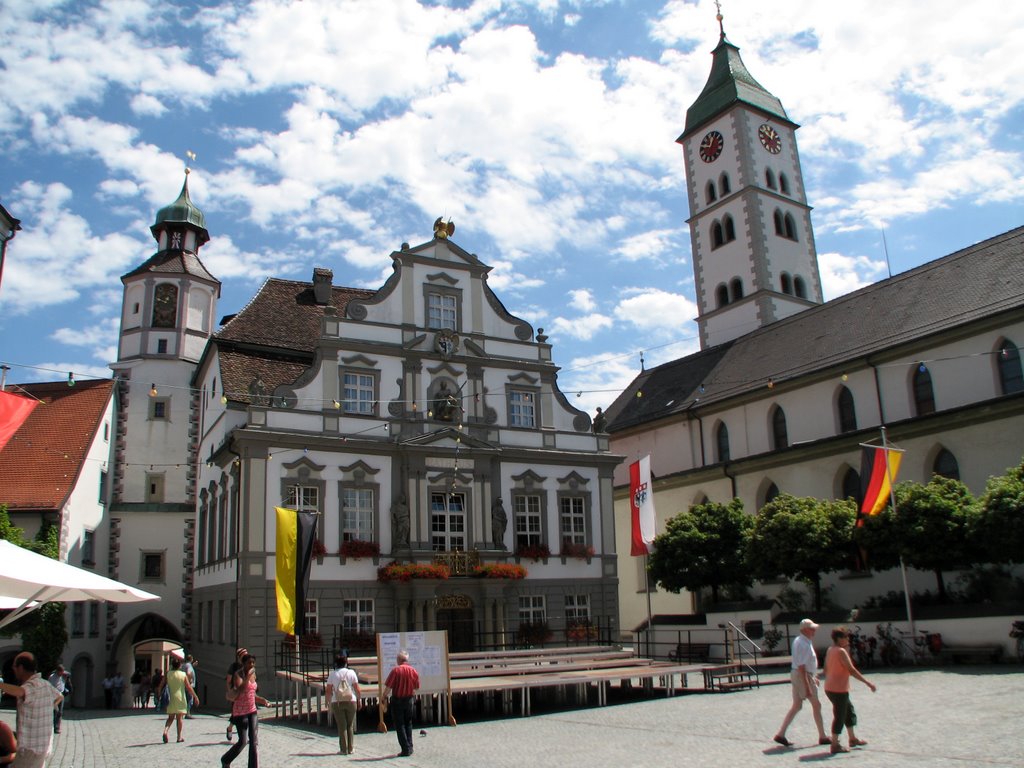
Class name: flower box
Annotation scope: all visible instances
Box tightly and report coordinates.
[516,543,550,562]
[377,561,450,582]
[559,541,595,560]
[472,563,527,579]
[340,539,380,559]
[312,539,329,558]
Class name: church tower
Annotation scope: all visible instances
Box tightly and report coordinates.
[110,168,220,512]
[678,11,823,349]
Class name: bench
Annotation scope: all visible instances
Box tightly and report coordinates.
[939,644,1004,664]
[668,643,711,663]
[702,663,757,692]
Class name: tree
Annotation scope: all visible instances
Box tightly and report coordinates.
[0,509,68,673]
[975,459,1024,564]
[859,476,978,601]
[747,494,857,611]
[647,499,752,604]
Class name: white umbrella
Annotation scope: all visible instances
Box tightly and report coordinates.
[0,540,160,629]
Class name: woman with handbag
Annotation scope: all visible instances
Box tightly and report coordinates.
[159,656,199,744]
[325,654,362,755]
[221,654,268,768]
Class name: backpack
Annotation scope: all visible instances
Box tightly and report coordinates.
[337,674,353,701]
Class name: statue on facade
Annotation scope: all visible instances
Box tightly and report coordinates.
[433,381,459,422]
[491,497,508,549]
[592,406,607,434]
[391,495,410,549]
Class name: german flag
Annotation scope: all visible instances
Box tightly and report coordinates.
[275,506,318,635]
[858,446,903,524]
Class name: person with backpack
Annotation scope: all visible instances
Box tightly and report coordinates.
[325,654,362,755]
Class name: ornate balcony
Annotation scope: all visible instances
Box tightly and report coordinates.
[432,549,481,576]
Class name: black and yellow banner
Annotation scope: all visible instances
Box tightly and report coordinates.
[275,506,318,635]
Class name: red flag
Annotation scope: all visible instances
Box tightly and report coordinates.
[629,455,656,555]
[0,391,39,452]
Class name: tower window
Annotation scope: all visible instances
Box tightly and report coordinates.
[913,364,936,416]
[719,173,731,196]
[774,209,784,236]
[837,386,857,433]
[771,406,788,449]
[997,340,1023,394]
[730,278,743,301]
[711,221,724,249]
[780,272,792,294]
[793,276,807,298]
[706,181,717,204]
[783,213,798,241]
[779,173,791,195]
[723,215,736,243]
[715,284,729,308]
[933,448,960,481]
[765,169,776,189]
[157,339,167,354]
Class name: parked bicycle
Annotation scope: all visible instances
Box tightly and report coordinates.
[1010,620,1024,663]
[848,625,876,668]
[876,622,942,666]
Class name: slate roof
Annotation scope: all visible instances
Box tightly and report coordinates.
[606,226,1024,432]
[121,250,219,283]
[214,278,376,402]
[682,33,790,136]
[0,379,114,511]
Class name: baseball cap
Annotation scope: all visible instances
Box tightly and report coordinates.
[799,618,819,631]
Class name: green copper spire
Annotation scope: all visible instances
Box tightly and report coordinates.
[153,169,207,231]
[681,29,789,137]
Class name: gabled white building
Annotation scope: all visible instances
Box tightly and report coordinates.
[189,228,621,673]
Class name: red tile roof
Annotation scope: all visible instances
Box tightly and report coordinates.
[0,379,114,511]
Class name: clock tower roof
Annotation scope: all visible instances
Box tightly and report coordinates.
[681,32,790,139]
[151,170,210,244]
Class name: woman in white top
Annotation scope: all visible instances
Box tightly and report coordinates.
[325,654,362,755]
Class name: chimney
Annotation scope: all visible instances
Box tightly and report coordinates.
[312,267,333,305]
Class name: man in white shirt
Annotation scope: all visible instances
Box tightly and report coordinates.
[0,652,63,768]
[774,618,829,748]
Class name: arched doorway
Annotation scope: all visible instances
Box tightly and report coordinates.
[435,594,475,652]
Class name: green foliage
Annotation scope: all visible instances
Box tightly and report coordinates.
[0,515,68,669]
[647,499,752,603]
[975,460,1024,564]
[866,476,978,599]
[747,494,857,611]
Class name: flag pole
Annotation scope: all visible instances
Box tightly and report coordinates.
[644,553,653,658]
[880,426,915,636]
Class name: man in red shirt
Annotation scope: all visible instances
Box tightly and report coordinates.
[383,651,420,757]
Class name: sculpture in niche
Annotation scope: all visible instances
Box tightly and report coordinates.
[248,376,268,406]
[391,494,410,549]
[491,497,508,549]
[432,381,459,422]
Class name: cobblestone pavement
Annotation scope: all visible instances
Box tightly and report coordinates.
[3,666,1022,768]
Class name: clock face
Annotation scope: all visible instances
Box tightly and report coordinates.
[699,130,724,163]
[758,124,782,154]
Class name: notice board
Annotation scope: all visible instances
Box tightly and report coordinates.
[376,629,455,728]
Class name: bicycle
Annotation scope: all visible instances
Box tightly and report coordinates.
[847,625,876,668]
[876,623,941,666]
[1010,620,1024,663]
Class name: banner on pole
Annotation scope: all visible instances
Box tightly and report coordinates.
[629,455,656,556]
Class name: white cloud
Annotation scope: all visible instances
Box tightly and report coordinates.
[568,289,596,312]
[548,313,613,341]
[817,250,887,300]
[616,288,698,336]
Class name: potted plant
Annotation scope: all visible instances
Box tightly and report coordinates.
[377,561,451,582]
[340,539,380,561]
[559,541,595,561]
[472,563,528,579]
[762,626,783,656]
[516,543,550,563]
[566,620,599,642]
[516,620,553,646]
[312,538,328,563]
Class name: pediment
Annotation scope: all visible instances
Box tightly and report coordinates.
[400,427,497,451]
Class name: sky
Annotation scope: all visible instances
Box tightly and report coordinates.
[1,0,1022,416]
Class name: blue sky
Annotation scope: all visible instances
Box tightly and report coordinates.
[2,0,1022,415]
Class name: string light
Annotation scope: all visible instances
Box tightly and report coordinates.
[149,383,158,397]
[221,394,228,405]
[67,372,75,387]
[767,378,775,390]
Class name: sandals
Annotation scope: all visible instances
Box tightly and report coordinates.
[226,727,233,741]
[850,738,868,747]
[773,735,792,747]
[830,744,849,754]
[162,733,168,744]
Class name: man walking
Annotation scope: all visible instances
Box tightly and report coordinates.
[0,652,63,768]
[774,618,829,748]
[383,651,420,757]
[46,666,68,734]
